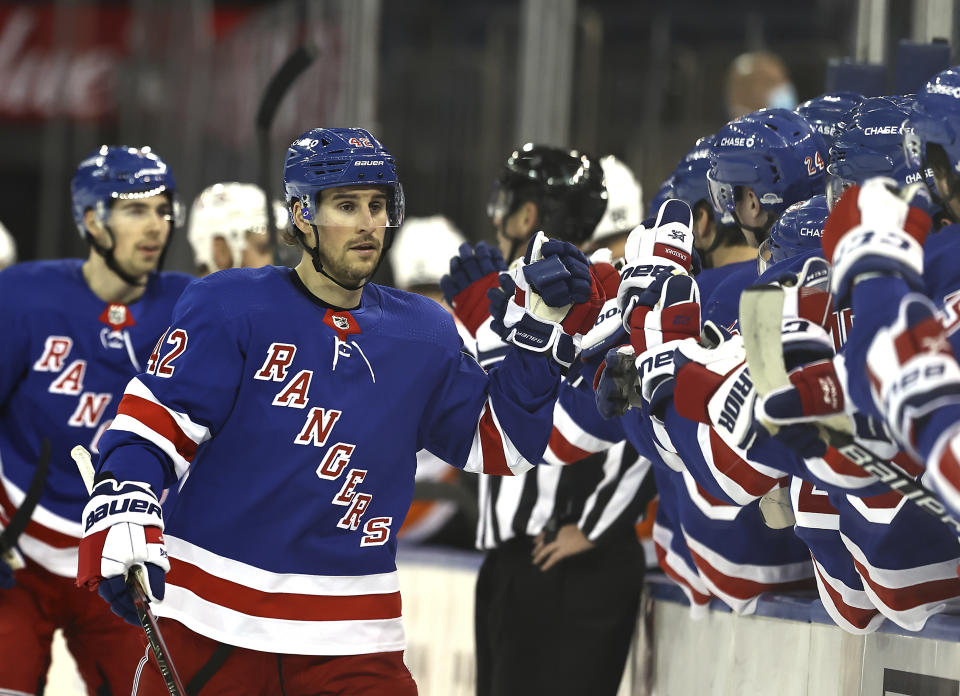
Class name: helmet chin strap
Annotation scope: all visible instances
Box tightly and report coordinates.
[301,223,389,293]
[88,224,148,288]
[732,211,774,246]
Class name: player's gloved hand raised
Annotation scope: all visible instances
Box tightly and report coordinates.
[673,322,766,449]
[821,177,932,307]
[866,293,960,458]
[440,241,507,336]
[626,270,701,355]
[488,232,605,369]
[617,199,698,331]
[77,478,169,626]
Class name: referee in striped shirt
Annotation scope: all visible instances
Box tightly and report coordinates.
[462,145,655,696]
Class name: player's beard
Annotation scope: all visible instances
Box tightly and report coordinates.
[318,237,383,287]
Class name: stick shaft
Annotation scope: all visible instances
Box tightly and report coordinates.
[71,446,186,695]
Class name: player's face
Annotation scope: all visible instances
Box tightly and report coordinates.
[314,187,388,285]
[495,201,537,261]
[105,194,172,277]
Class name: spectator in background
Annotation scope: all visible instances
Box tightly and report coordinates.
[389,215,477,548]
[725,51,797,119]
[0,219,16,269]
[187,182,284,275]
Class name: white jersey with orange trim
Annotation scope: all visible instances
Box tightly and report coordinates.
[95,265,563,656]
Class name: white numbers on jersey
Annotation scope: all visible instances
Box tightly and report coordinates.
[146,328,188,378]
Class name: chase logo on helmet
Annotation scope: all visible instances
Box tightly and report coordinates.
[719,137,756,148]
[799,227,822,237]
[863,126,901,136]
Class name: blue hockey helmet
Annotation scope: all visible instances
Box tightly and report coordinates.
[647,177,675,221]
[282,127,405,287]
[283,127,404,229]
[902,66,960,210]
[70,145,179,239]
[758,194,829,274]
[707,108,828,224]
[827,95,934,211]
[668,135,736,227]
[795,92,864,151]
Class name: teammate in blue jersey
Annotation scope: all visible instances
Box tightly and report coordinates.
[0,146,192,695]
[656,135,755,303]
[707,108,827,249]
[77,128,603,695]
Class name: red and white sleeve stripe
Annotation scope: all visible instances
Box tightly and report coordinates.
[463,401,533,476]
[543,400,617,466]
[109,377,211,478]
[698,424,787,505]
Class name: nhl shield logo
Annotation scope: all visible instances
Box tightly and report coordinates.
[98,302,135,331]
[108,304,127,326]
[333,315,350,331]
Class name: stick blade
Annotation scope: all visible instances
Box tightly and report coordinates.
[739,285,789,396]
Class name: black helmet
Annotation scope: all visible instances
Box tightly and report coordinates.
[488,143,608,245]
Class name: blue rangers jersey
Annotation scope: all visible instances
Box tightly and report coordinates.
[0,259,190,577]
[96,265,562,656]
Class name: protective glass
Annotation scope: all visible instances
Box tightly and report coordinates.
[706,171,737,218]
[757,237,772,275]
[486,182,513,227]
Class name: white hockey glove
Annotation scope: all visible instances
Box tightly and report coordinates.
[77,478,169,626]
[617,199,698,331]
[821,177,932,306]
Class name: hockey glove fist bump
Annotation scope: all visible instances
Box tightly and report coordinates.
[77,478,169,626]
[440,241,507,336]
[821,177,932,307]
[489,232,605,369]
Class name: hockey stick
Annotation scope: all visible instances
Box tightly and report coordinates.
[0,438,51,570]
[71,445,186,696]
[740,286,960,538]
[255,42,318,263]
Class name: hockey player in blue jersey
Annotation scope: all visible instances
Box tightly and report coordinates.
[707,107,827,249]
[76,128,604,695]
[0,146,192,695]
